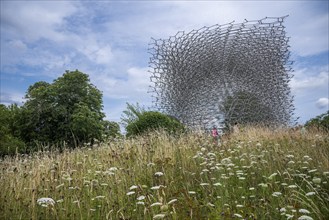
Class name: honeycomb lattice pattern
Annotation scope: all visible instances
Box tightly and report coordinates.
[149,16,294,130]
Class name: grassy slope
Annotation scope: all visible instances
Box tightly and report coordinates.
[0,127,328,220]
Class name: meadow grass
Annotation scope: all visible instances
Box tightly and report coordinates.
[0,127,328,219]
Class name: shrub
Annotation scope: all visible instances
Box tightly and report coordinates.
[126,111,185,137]
[305,110,329,132]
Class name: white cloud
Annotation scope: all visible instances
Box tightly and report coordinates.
[1,1,328,125]
[94,67,151,100]
[290,66,329,93]
[316,98,329,109]
[289,13,329,56]
[0,92,25,106]
[1,1,78,42]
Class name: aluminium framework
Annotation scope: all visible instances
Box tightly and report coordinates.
[148,16,294,130]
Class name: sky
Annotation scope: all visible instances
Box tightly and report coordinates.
[1,0,328,126]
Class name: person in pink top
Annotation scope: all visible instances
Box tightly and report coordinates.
[211,126,219,146]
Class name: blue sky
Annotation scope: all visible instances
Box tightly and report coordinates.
[1,1,328,125]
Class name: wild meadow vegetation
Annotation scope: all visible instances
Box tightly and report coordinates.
[1,127,328,219]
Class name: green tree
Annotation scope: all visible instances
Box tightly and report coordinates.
[126,111,185,137]
[120,102,145,128]
[0,104,25,156]
[21,70,105,147]
[305,110,329,132]
[103,120,121,139]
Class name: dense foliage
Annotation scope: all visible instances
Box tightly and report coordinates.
[305,110,329,132]
[120,102,146,128]
[0,104,25,155]
[126,111,185,137]
[0,70,121,155]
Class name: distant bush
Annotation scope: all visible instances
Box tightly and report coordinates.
[126,111,185,137]
[0,104,26,156]
[305,110,329,132]
[0,135,25,156]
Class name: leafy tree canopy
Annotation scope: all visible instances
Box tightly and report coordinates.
[21,70,105,147]
[120,102,145,128]
[126,111,185,137]
[0,104,25,156]
[305,110,329,132]
[103,121,122,139]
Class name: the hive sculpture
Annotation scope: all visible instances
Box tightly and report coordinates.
[149,16,294,130]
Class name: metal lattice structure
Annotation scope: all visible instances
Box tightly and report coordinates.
[149,16,294,130]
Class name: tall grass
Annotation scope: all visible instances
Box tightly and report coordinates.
[0,127,328,219]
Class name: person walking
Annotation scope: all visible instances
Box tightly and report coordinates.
[211,126,219,146]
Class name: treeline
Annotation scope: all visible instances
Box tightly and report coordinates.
[0,70,184,156]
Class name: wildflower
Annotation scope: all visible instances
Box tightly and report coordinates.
[308,169,317,173]
[188,191,196,194]
[56,199,64,203]
[167,199,177,205]
[56,184,64,189]
[153,214,166,219]
[200,183,210,186]
[155,172,164,177]
[147,162,155,166]
[256,143,261,147]
[288,185,298,189]
[299,209,310,214]
[249,187,255,191]
[306,192,316,196]
[130,185,138,190]
[126,191,135,196]
[312,177,321,184]
[150,202,162,207]
[221,158,232,165]
[323,171,329,175]
[108,167,118,172]
[280,207,286,212]
[236,204,244,208]
[151,185,165,190]
[137,201,145,205]
[213,182,222,186]
[159,204,168,212]
[258,183,268,188]
[268,172,278,180]
[234,213,243,218]
[207,202,215,207]
[288,161,295,164]
[286,214,294,219]
[272,192,282,197]
[104,171,115,175]
[298,215,313,220]
[137,196,145,201]
[37,198,55,207]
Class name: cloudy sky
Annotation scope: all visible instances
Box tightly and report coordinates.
[1,1,328,125]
